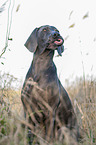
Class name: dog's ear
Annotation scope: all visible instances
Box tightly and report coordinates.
[24,28,38,52]
[57,45,64,56]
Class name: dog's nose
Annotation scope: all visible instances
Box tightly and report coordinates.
[52,31,60,38]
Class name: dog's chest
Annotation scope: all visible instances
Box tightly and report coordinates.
[32,60,57,85]
[23,77,60,110]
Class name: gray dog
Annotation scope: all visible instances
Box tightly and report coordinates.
[21,25,80,144]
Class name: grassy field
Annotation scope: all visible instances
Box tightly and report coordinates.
[0,73,96,145]
[65,76,96,145]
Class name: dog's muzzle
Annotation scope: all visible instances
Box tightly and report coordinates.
[54,39,64,46]
[54,38,64,56]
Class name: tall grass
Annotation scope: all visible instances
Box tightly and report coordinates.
[66,76,96,144]
[0,73,96,144]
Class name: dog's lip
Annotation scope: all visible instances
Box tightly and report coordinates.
[54,39,63,46]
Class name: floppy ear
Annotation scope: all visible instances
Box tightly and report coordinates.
[24,28,38,52]
[57,45,64,56]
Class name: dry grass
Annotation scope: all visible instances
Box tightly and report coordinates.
[66,76,96,144]
[0,73,96,145]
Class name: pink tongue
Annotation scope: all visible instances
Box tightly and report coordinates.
[54,39,63,45]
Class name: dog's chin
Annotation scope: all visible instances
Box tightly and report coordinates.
[48,39,63,48]
[48,39,64,56]
[47,44,64,56]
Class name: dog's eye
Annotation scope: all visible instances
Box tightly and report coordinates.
[43,29,47,32]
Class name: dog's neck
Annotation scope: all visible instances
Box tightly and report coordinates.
[33,49,55,66]
[31,49,56,81]
[34,48,54,59]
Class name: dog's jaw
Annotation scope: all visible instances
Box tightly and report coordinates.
[54,39,63,46]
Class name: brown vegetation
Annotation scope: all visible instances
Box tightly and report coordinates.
[0,73,96,145]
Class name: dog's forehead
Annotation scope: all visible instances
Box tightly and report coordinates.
[38,25,59,33]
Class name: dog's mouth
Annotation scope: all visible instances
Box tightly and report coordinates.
[54,38,64,56]
[47,37,64,56]
[54,39,63,46]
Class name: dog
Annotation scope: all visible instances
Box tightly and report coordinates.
[21,25,80,144]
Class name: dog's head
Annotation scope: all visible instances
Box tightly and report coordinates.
[25,25,64,56]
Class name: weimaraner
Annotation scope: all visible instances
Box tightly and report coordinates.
[21,25,80,144]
